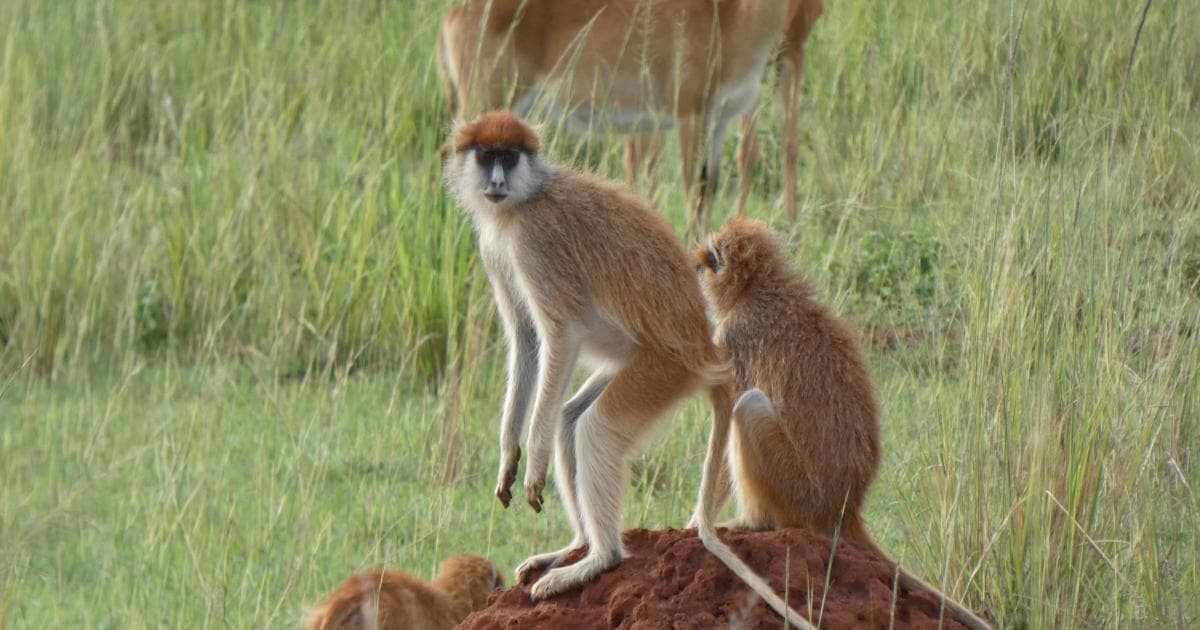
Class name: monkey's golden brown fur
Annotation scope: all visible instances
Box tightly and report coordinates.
[304,555,500,630]
[695,218,992,630]
[699,218,880,534]
[447,110,716,588]
[445,112,812,626]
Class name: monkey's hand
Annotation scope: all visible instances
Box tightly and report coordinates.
[524,469,546,513]
[495,446,521,508]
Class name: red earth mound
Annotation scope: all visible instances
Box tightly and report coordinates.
[460,528,970,629]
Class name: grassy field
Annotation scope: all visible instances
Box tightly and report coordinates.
[2,0,1198,627]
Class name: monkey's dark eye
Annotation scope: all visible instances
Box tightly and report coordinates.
[477,149,520,171]
[705,249,719,272]
[497,150,519,170]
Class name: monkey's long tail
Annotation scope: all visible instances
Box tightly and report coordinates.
[842,521,993,630]
[696,519,818,630]
[697,384,817,630]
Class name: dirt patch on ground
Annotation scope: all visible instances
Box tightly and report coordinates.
[460,527,969,629]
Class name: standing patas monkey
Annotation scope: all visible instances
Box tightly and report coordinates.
[304,555,501,630]
[444,112,814,627]
[693,218,992,630]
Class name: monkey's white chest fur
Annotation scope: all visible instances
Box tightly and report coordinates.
[479,229,636,372]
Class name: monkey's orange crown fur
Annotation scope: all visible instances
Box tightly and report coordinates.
[454,111,540,154]
[700,218,779,270]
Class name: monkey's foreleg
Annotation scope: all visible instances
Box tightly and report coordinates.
[687,383,736,529]
[694,384,735,527]
[521,331,580,512]
[515,371,612,584]
[494,309,539,507]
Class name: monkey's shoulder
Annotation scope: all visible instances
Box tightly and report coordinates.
[307,569,459,629]
[542,169,665,223]
[721,289,864,356]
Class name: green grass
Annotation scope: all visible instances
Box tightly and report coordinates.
[1,0,1198,627]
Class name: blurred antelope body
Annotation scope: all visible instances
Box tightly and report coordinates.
[736,0,823,218]
[438,0,789,234]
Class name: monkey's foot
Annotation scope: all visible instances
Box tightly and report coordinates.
[529,551,622,601]
[523,475,546,512]
[495,447,521,508]
[514,544,580,584]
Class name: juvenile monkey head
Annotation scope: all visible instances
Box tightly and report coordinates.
[436,554,504,611]
[696,218,795,313]
[303,556,502,630]
[447,111,545,211]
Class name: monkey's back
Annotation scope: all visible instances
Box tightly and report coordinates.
[720,274,881,529]
[515,169,716,369]
[307,569,466,630]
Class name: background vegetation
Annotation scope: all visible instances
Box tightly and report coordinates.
[1,0,1197,626]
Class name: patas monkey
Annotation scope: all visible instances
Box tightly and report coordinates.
[304,555,501,630]
[444,112,814,627]
[693,218,992,630]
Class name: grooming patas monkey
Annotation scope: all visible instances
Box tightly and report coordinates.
[437,0,788,236]
[693,218,992,630]
[443,111,814,627]
[304,555,501,630]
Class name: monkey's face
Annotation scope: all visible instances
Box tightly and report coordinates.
[439,555,503,611]
[457,145,536,209]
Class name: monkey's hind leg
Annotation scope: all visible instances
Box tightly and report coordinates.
[529,350,697,600]
[515,371,611,584]
[722,388,782,531]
